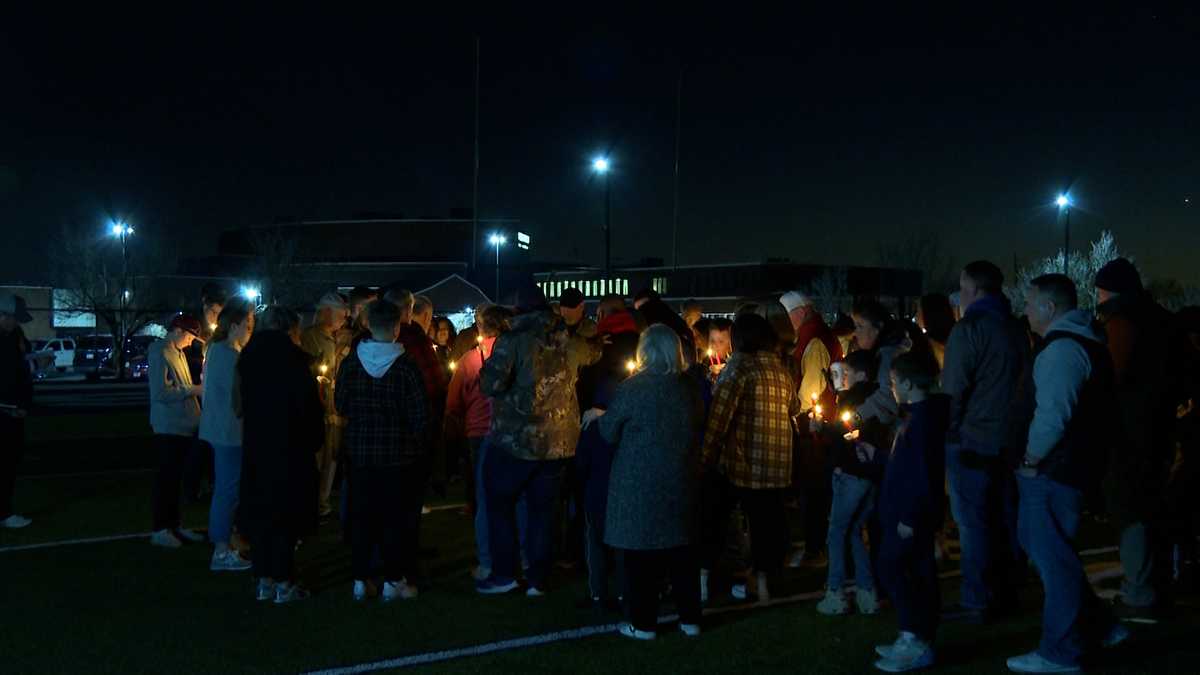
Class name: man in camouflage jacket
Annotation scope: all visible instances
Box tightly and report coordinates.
[476,303,602,594]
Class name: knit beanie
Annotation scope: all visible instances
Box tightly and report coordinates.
[1094,258,1143,295]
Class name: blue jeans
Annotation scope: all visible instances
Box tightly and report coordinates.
[947,442,1023,610]
[1017,473,1114,667]
[826,472,876,592]
[207,444,242,544]
[878,525,940,642]
[474,437,529,571]
[485,448,565,587]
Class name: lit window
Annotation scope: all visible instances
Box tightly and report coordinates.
[622,279,629,295]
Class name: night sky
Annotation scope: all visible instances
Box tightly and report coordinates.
[3,8,1198,286]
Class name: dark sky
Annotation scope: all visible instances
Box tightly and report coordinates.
[3,8,1198,286]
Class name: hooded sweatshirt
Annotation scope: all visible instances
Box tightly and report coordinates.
[445,336,496,439]
[335,339,429,468]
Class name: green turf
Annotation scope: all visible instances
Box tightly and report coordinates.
[2,460,1198,673]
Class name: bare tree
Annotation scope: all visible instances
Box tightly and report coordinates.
[806,266,848,321]
[49,225,181,380]
[1008,230,1126,313]
[245,226,320,306]
[876,229,959,295]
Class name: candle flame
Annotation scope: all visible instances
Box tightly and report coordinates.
[814,404,823,416]
[706,348,714,358]
[319,364,328,375]
[476,335,484,344]
[840,410,853,424]
[209,323,218,332]
[449,361,458,371]
[625,359,637,373]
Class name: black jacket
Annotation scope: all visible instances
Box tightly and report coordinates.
[879,395,950,533]
[0,327,33,410]
[237,330,325,538]
[823,381,890,482]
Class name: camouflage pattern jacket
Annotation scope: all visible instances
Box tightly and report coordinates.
[480,310,602,460]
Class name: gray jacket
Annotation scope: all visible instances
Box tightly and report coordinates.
[599,372,703,550]
[199,340,242,447]
[942,295,1030,455]
[148,339,202,437]
[1026,310,1098,461]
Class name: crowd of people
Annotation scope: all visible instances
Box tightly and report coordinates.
[2,255,1199,673]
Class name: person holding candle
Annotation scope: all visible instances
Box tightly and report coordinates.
[445,305,512,581]
[699,312,800,603]
[301,291,350,520]
[199,298,256,571]
[575,304,640,611]
[706,318,733,380]
[182,283,227,503]
[816,350,890,616]
[872,351,949,672]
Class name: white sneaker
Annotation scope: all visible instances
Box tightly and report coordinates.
[256,579,276,602]
[1101,623,1131,649]
[421,505,433,515]
[699,569,710,604]
[875,633,921,660]
[352,580,371,601]
[382,580,418,602]
[756,573,771,603]
[856,588,881,615]
[1005,651,1080,673]
[874,634,934,672]
[526,586,546,597]
[616,622,656,641]
[817,589,851,616]
[176,528,206,543]
[679,623,702,637]
[210,549,252,572]
[150,529,182,549]
[471,566,492,581]
[731,583,748,600]
[274,583,311,604]
[1,514,32,529]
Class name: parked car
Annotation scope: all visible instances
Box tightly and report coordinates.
[126,354,150,380]
[26,344,57,379]
[33,338,77,371]
[73,335,116,379]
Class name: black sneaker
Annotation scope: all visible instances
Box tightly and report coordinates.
[1112,598,1159,624]
[941,603,989,625]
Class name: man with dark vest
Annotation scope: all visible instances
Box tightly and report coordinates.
[1007,273,1128,674]
[781,290,843,568]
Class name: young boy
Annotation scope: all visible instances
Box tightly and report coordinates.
[873,351,949,673]
[816,350,889,616]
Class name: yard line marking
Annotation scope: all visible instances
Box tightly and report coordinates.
[0,532,151,553]
[302,564,1126,674]
[425,503,466,513]
[18,468,154,481]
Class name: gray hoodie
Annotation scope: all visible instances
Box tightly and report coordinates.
[1026,309,1101,461]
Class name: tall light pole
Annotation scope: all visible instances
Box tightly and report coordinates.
[488,233,506,301]
[1056,194,1071,274]
[592,157,611,276]
[110,222,134,369]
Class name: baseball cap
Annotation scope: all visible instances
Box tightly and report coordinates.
[560,287,585,310]
[316,291,349,311]
[779,291,813,314]
[169,313,203,338]
[0,293,33,323]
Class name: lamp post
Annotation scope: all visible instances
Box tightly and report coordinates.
[1056,194,1071,274]
[110,222,134,367]
[488,233,506,301]
[592,157,611,277]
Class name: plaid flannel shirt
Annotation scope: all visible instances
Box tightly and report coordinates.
[335,348,429,468]
[702,351,800,489]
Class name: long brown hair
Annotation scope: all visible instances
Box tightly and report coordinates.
[211,299,255,344]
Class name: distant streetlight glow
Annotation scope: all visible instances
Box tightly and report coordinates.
[242,287,261,301]
[489,233,506,301]
[1055,193,1072,273]
[488,233,507,246]
[592,157,610,173]
[110,222,134,237]
[1056,194,1070,208]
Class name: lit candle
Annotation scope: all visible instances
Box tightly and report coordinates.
[813,404,823,419]
[840,410,853,426]
[209,323,218,332]
[625,359,637,373]
[319,364,328,376]
[449,360,458,372]
[476,335,484,344]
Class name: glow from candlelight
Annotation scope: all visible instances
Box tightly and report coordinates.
[840,410,853,424]
[319,364,328,375]
[449,361,458,372]
[476,335,484,344]
[625,359,637,373]
[814,404,823,417]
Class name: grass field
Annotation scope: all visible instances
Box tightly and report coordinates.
[3,413,1199,674]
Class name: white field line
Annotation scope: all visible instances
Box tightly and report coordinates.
[0,505,468,553]
[302,561,1129,674]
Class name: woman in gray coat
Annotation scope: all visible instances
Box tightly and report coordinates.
[596,324,705,641]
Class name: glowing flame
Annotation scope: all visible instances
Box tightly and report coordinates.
[449,361,458,372]
[814,404,823,416]
[840,410,853,424]
[319,364,328,375]
[625,360,637,373]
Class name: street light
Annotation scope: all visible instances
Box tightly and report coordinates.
[488,233,506,301]
[592,156,612,276]
[241,286,261,302]
[1056,194,1072,274]
[109,222,134,372]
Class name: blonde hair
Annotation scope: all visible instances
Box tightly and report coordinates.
[636,324,684,375]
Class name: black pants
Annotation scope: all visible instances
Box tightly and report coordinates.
[0,417,24,520]
[252,530,297,581]
[350,465,425,582]
[183,438,214,501]
[622,546,702,632]
[801,469,832,556]
[700,474,788,574]
[878,527,940,642]
[151,434,192,531]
